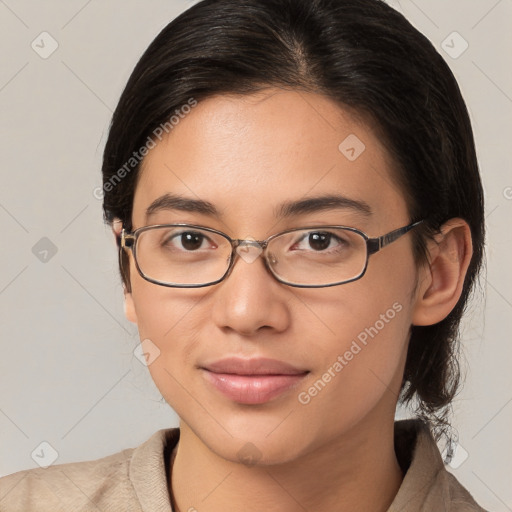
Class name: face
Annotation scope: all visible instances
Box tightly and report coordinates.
[124,88,420,464]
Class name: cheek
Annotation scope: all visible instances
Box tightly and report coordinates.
[130,281,214,423]
[129,258,207,336]
[292,304,409,444]
[292,255,416,429]
[130,276,209,372]
[299,282,412,381]
[301,246,416,359]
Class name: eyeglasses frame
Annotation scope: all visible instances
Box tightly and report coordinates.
[120,220,423,289]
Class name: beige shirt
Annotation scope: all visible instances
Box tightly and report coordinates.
[0,419,487,511]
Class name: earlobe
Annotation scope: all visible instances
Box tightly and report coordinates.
[124,289,138,324]
[113,218,123,232]
[412,219,473,326]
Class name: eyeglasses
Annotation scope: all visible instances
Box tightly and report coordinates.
[120,220,423,288]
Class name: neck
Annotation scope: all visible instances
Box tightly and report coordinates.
[169,415,404,512]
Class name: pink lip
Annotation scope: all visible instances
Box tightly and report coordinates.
[200,357,309,404]
[201,357,308,375]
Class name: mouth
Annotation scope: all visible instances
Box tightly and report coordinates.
[199,357,310,405]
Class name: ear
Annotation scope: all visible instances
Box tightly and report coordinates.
[412,218,473,326]
[111,217,138,325]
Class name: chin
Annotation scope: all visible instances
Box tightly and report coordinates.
[189,413,315,466]
[216,434,307,467]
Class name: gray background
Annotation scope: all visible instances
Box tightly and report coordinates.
[0,1,511,510]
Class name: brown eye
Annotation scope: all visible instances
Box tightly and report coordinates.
[162,230,210,251]
[179,232,204,251]
[290,231,348,253]
[308,232,331,251]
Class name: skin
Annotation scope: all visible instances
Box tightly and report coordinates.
[115,88,472,512]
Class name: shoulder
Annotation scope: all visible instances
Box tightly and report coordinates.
[442,471,490,512]
[391,419,489,512]
[0,447,135,512]
[0,428,178,512]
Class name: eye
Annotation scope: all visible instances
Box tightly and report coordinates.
[163,230,214,251]
[291,231,349,252]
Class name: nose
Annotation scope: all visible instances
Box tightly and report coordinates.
[210,246,290,337]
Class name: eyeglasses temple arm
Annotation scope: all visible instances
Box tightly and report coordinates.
[367,220,423,255]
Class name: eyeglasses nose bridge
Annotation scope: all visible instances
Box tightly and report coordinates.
[232,238,268,265]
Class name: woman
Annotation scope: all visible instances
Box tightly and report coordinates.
[0,0,488,510]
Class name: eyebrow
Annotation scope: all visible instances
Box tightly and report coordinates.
[145,192,372,220]
[275,194,372,219]
[145,193,218,219]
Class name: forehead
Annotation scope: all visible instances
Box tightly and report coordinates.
[132,88,408,232]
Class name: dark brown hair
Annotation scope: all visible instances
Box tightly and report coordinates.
[101,0,485,441]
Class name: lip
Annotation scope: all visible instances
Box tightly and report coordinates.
[200,357,309,404]
[202,357,308,376]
